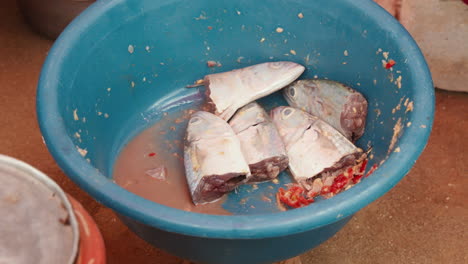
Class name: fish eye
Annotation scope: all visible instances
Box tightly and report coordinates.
[269,62,283,69]
[282,107,294,118]
[256,112,267,120]
[244,103,256,110]
[289,87,296,97]
[189,117,201,124]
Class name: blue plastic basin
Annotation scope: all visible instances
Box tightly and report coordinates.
[37,0,434,263]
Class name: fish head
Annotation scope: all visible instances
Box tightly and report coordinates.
[186,111,234,142]
[285,79,368,141]
[270,106,317,143]
[245,61,305,89]
[203,61,305,121]
[283,80,314,110]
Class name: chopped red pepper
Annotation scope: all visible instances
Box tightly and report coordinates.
[352,174,363,184]
[148,152,156,157]
[277,185,314,208]
[321,186,331,195]
[298,195,314,205]
[385,59,396,69]
[358,159,368,174]
[277,158,376,209]
[330,174,350,194]
[207,26,213,30]
[352,158,368,183]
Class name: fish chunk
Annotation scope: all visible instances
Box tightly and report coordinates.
[283,79,368,141]
[204,61,305,120]
[271,106,364,188]
[229,102,289,182]
[184,111,251,204]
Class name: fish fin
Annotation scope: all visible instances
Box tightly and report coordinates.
[186,79,205,88]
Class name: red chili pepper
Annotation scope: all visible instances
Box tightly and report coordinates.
[335,174,349,187]
[385,59,396,69]
[352,174,363,184]
[207,26,213,30]
[321,186,331,195]
[148,152,156,157]
[277,185,314,208]
[278,188,286,195]
[292,186,303,197]
[365,164,378,177]
[289,186,303,207]
[278,188,295,207]
[358,159,368,174]
[298,195,314,205]
[330,174,350,194]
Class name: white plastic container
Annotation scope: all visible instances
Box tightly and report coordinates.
[0,154,79,264]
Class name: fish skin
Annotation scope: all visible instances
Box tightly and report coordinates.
[283,79,368,141]
[271,106,364,187]
[184,111,251,204]
[204,61,305,121]
[229,102,289,182]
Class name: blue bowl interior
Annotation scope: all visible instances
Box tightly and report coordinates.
[38,0,433,239]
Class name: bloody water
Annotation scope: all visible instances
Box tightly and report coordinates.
[113,109,230,215]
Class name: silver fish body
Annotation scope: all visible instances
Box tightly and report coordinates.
[283,79,368,141]
[271,106,364,187]
[229,102,289,182]
[184,111,251,204]
[204,61,305,121]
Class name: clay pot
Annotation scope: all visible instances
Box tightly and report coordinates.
[18,0,95,39]
[69,195,106,264]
